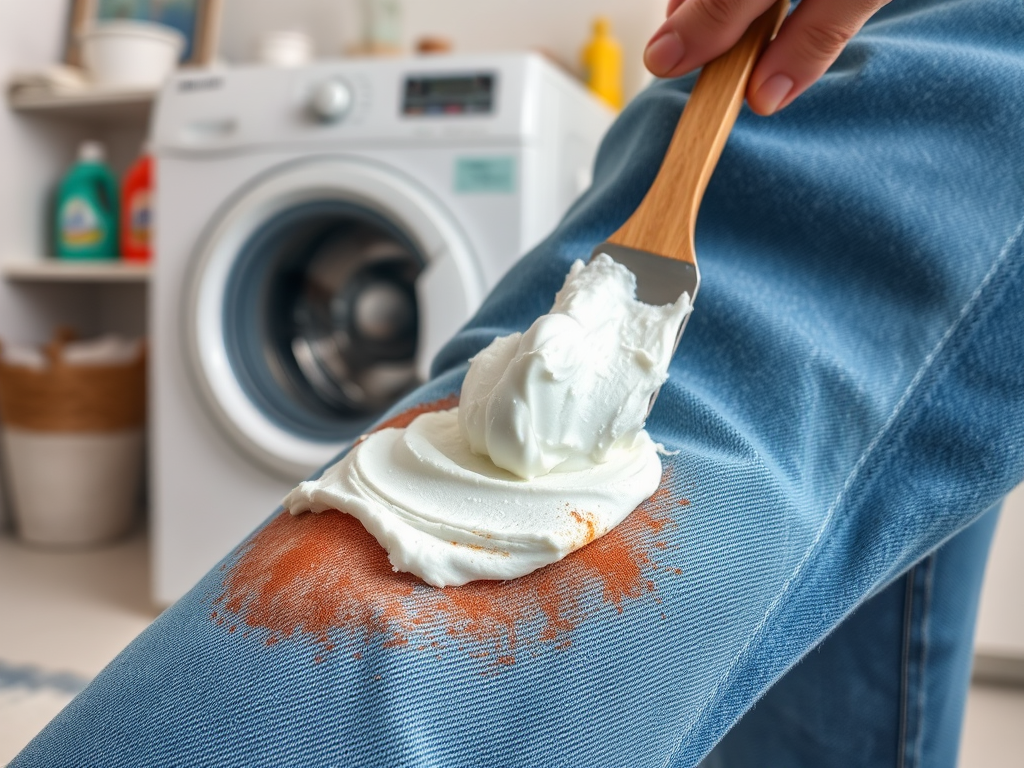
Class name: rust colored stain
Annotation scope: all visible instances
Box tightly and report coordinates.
[364,394,459,438]
[213,395,683,666]
[570,510,599,545]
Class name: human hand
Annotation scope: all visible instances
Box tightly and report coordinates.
[644,0,890,115]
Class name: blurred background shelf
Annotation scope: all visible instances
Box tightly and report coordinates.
[3,260,150,283]
[7,87,156,124]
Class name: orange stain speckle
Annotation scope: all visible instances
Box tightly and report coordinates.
[449,540,510,556]
[213,396,687,666]
[570,510,599,545]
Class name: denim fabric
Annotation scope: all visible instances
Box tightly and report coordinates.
[13,0,1024,765]
[698,503,1000,768]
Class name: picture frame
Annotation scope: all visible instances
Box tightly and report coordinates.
[64,0,223,68]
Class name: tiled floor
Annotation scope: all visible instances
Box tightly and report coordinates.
[0,530,157,764]
[0,530,1021,765]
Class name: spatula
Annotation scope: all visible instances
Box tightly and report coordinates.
[595,0,789,408]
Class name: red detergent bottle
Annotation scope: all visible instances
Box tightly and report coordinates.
[120,150,153,262]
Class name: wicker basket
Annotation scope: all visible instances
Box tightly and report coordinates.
[0,330,146,547]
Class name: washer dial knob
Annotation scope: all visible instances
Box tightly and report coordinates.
[311,79,353,122]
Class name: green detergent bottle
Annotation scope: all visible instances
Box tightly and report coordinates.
[56,141,118,259]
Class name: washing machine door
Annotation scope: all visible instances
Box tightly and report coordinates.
[186,156,484,479]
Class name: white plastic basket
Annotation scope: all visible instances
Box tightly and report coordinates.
[0,332,146,547]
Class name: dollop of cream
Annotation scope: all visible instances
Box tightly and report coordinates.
[284,254,692,587]
[459,254,691,479]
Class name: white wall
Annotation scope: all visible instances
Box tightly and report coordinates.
[0,0,148,347]
[219,0,662,101]
[976,485,1024,661]
[0,0,68,266]
[0,0,92,347]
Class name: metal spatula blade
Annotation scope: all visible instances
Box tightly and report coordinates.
[593,241,700,308]
[592,241,700,416]
[591,0,788,412]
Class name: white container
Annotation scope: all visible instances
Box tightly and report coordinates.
[2,427,143,547]
[257,30,313,67]
[81,20,185,89]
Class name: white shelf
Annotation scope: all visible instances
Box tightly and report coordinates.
[3,260,150,283]
[7,87,156,124]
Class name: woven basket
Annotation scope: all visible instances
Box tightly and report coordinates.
[0,329,146,546]
[0,329,145,432]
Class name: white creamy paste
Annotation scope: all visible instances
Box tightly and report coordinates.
[284,254,692,587]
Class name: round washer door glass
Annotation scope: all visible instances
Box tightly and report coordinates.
[188,157,483,479]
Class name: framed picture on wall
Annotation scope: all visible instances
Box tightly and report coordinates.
[65,0,223,68]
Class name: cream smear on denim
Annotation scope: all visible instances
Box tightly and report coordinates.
[284,254,691,587]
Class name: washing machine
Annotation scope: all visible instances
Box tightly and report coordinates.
[150,53,614,603]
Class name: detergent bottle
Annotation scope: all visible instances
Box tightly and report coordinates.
[55,141,118,259]
[581,17,623,111]
[120,148,153,262]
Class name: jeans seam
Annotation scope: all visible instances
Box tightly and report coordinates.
[912,554,936,768]
[897,567,916,768]
[671,210,1024,766]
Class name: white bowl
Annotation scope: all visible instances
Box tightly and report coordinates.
[81,20,186,89]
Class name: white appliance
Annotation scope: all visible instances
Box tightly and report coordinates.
[151,53,614,603]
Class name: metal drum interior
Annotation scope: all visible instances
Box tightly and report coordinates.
[222,200,424,442]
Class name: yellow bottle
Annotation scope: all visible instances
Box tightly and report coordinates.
[581,16,623,111]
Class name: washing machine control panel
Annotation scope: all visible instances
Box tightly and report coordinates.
[310,78,353,123]
[154,53,592,152]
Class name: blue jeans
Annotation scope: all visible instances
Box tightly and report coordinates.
[14,0,1024,765]
[699,504,1000,767]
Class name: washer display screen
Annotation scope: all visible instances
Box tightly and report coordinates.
[223,200,424,442]
[403,73,494,115]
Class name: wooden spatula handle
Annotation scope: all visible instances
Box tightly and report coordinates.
[606,0,789,264]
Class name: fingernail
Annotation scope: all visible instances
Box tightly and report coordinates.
[753,73,794,115]
[644,30,686,75]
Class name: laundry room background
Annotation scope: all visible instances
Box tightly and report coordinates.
[0,0,662,348]
[218,0,663,101]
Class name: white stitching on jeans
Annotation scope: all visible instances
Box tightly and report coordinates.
[671,211,1024,765]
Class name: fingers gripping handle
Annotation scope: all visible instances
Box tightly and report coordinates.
[606,0,789,264]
